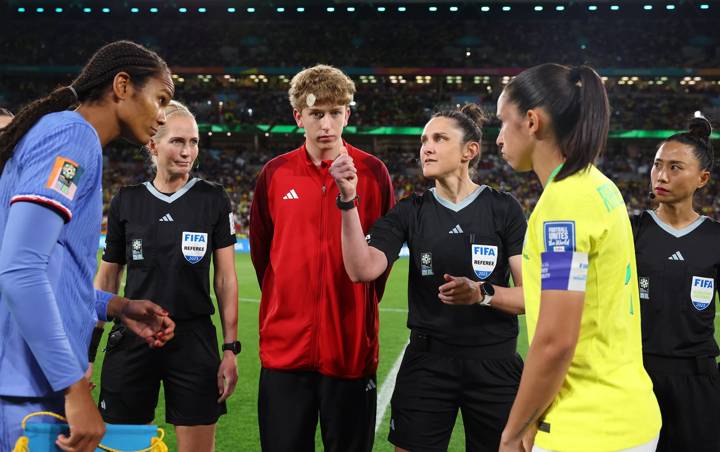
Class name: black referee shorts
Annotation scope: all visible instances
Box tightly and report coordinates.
[644,354,720,452]
[99,317,227,426]
[258,368,376,452]
[388,332,522,452]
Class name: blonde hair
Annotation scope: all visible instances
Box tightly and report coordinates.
[153,100,195,141]
[148,100,197,169]
[288,64,356,111]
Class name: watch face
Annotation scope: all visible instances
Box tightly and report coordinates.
[483,283,495,296]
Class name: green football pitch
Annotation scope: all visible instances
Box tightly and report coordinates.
[90,253,720,451]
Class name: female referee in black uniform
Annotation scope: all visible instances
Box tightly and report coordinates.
[634,116,720,451]
[330,104,527,452]
[95,101,239,452]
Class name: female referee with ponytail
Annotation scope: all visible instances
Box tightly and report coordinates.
[0,40,175,452]
[496,64,661,452]
[331,103,527,451]
[96,101,238,452]
[634,117,720,451]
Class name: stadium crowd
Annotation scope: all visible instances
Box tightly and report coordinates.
[100,140,720,236]
[2,76,720,132]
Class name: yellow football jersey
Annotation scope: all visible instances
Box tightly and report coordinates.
[522,164,661,451]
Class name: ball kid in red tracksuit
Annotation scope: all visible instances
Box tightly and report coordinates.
[249,64,394,452]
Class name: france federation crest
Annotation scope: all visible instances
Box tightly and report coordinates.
[472,245,498,280]
[182,231,208,264]
[690,276,714,311]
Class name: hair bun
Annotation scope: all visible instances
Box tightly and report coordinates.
[460,103,487,128]
[688,116,712,141]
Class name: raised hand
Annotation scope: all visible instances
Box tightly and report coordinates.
[329,146,358,201]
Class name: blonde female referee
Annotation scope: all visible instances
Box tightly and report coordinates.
[495,63,661,452]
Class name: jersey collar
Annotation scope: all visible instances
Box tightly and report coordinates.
[647,209,707,238]
[430,185,487,212]
[545,163,564,187]
[144,177,199,203]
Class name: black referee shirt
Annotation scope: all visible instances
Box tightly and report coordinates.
[633,210,720,358]
[368,186,526,346]
[103,178,237,319]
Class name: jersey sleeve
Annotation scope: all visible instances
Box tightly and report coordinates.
[502,193,527,257]
[102,191,126,264]
[0,202,85,391]
[10,123,100,223]
[367,197,411,267]
[249,166,274,286]
[212,187,237,250]
[538,193,593,292]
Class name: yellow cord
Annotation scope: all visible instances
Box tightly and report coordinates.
[13,412,167,452]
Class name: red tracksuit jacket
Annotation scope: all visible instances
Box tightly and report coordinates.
[249,142,395,378]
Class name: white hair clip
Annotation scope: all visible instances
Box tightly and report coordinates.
[306,93,316,108]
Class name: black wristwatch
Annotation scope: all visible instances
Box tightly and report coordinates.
[336,194,359,210]
[478,282,495,306]
[222,341,241,355]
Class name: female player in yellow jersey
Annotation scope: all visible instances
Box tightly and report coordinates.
[495,63,661,452]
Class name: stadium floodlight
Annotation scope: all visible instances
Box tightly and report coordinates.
[179,7,188,13]
[36,7,44,12]
[535,6,544,12]
[588,5,598,11]
[347,6,355,12]
[695,111,703,118]
[130,7,139,13]
[83,7,92,13]
[643,5,653,10]
[450,6,459,12]
[554,5,564,11]
[666,4,675,10]
[700,4,710,9]
[276,7,285,12]
[610,5,620,11]
[481,6,490,12]
[102,7,110,13]
[295,7,304,12]
[198,7,207,13]
[502,6,511,11]
[398,6,407,12]
[17,7,26,12]
[247,7,256,13]
[150,7,158,13]
[429,6,438,12]
[326,7,335,12]
[377,6,386,12]
[55,7,63,13]
[227,7,236,13]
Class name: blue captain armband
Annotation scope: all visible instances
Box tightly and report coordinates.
[541,251,589,292]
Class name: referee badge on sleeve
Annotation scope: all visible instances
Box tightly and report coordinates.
[132,239,144,261]
[472,245,498,280]
[421,252,433,276]
[182,231,208,264]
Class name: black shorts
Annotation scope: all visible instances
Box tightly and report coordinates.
[99,317,227,426]
[258,368,376,452]
[644,354,720,452]
[388,332,523,452]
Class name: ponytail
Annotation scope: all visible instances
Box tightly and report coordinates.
[503,63,610,181]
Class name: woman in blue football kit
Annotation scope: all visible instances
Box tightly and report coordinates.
[0,41,175,452]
